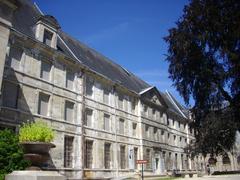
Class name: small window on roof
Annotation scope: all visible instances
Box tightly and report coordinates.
[43,29,53,46]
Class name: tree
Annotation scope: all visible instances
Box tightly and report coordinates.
[0,129,29,180]
[164,0,240,154]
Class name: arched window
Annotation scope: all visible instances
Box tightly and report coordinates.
[237,155,240,165]
[208,157,217,165]
[222,154,231,165]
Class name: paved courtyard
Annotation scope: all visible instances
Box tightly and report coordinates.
[144,174,240,180]
[177,174,240,180]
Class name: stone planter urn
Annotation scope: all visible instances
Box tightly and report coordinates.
[21,142,56,170]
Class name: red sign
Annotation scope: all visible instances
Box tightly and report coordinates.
[136,160,148,164]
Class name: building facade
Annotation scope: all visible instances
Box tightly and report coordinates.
[3,0,239,179]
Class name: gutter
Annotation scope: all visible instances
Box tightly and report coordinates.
[165,90,187,119]
[57,34,82,63]
[139,86,154,95]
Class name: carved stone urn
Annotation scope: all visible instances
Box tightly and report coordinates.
[21,142,56,170]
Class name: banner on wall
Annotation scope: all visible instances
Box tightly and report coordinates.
[128,146,134,170]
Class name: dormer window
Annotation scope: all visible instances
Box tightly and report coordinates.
[35,15,60,49]
[43,29,53,46]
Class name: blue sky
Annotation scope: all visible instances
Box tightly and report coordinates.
[34,0,191,106]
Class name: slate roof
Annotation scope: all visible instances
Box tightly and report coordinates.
[161,91,189,119]
[11,0,189,119]
[12,0,150,93]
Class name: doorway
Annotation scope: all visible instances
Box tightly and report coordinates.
[155,158,159,170]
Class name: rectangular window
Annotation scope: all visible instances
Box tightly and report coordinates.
[132,123,137,137]
[9,47,23,69]
[144,105,148,115]
[119,119,124,135]
[120,145,126,169]
[2,82,19,108]
[38,93,50,116]
[86,77,94,97]
[104,143,111,169]
[181,154,184,169]
[175,153,178,169]
[85,140,93,168]
[131,98,136,114]
[178,121,181,128]
[190,128,193,134]
[64,136,74,168]
[43,29,53,46]
[163,151,166,168]
[168,152,172,170]
[64,101,74,122]
[103,89,109,104]
[146,149,151,169]
[104,114,110,131]
[154,127,158,140]
[148,107,152,117]
[156,110,160,119]
[161,130,165,135]
[118,94,123,109]
[161,130,165,142]
[145,125,149,138]
[152,108,156,116]
[40,61,51,81]
[85,109,93,127]
[66,70,74,90]
[124,96,128,111]
[134,147,138,169]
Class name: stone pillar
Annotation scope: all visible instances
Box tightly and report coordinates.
[0,0,18,99]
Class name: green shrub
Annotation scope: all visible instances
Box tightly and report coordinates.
[19,120,55,143]
[0,129,29,180]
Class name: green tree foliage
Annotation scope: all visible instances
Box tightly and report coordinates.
[0,129,29,180]
[165,0,240,154]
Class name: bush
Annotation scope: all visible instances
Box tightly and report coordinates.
[19,120,55,143]
[0,129,29,180]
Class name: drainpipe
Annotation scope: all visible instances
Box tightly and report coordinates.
[81,70,86,180]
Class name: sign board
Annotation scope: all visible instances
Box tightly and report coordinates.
[136,160,148,164]
[137,160,148,180]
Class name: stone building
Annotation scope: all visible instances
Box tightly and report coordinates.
[0,0,197,179]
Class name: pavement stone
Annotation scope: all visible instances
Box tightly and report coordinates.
[176,174,240,180]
